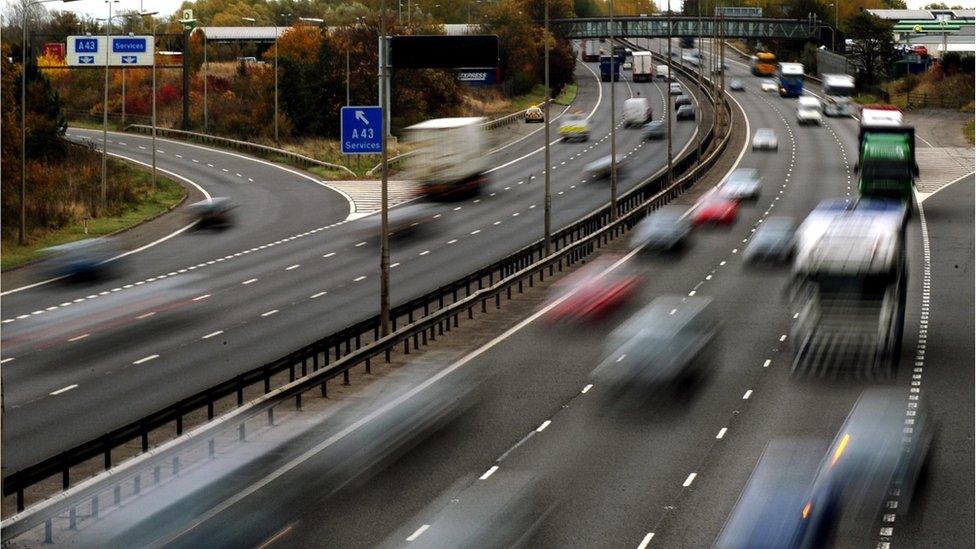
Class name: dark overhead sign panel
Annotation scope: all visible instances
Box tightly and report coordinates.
[390,35,498,70]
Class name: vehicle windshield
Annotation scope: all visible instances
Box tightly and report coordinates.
[824,84,855,97]
[563,115,585,124]
[756,129,774,138]
[863,160,912,181]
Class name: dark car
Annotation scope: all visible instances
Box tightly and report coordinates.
[591,295,717,390]
[39,239,120,281]
[744,217,796,264]
[584,154,627,180]
[188,197,236,229]
[630,207,691,251]
[729,79,745,91]
[676,104,696,121]
[674,94,692,108]
[643,120,666,140]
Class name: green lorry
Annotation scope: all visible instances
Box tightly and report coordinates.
[856,105,919,202]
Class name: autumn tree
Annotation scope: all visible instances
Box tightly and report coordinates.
[848,11,897,87]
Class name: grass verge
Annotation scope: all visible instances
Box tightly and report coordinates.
[555,83,578,106]
[966,120,975,144]
[1,169,185,270]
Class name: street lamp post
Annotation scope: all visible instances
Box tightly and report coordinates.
[20,0,80,245]
[101,0,119,214]
[666,0,673,187]
[609,0,617,221]
[139,10,158,193]
[379,0,391,336]
[544,0,551,254]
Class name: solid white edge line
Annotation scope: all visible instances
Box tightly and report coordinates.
[405,524,430,542]
[133,354,159,365]
[202,331,224,339]
[536,420,552,432]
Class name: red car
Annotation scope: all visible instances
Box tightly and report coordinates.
[692,197,739,226]
[911,45,928,57]
[544,255,641,324]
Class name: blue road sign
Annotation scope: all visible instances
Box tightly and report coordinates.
[341,106,383,155]
[113,37,148,53]
[74,37,98,53]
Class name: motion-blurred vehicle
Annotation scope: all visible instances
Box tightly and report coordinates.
[711,61,729,74]
[676,104,696,121]
[854,196,909,228]
[760,79,778,92]
[559,112,590,142]
[592,295,717,389]
[624,97,653,127]
[691,193,738,226]
[752,128,778,151]
[630,206,691,251]
[525,105,544,123]
[674,94,692,108]
[631,51,654,82]
[39,239,119,282]
[796,96,823,125]
[790,211,906,376]
[669,82,683,95]
[188,197,236,229]
[719,168,762,201]
[643,120,666,140]
[358,202,440,240]
[714,439,835,549]
[750,51,777,76]
[584,154,627,180]
[729,79,745,91]
[404,117,488,199]
[777,62,805,98]
[856,105,918,203]
[600,53,623,82]
[622,60,633,70]
[656,64,672,80]
[743,217,796,264]
[809,388,932,523]
[822,74,856,117]
[543,255,641,324]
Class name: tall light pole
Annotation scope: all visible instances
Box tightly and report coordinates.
[203,30,208,132]
[609,0,617,221]
[101,0,119,214]
[20,0,79,245]
[543,0,551,254]
[140,10,158,193]
[666,0,673,187]
[379,0,391,336]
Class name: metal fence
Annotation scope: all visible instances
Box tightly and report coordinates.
[123,125,357,177]
[816,49,850,79]
[2,57,731,526]
[894,91,970,110]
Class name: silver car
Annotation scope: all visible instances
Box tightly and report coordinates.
[744,217,796,263]
[584,154,627,180]
[752,128,778,151]
[719,168,762,201]
[630,206,691,251]
[643,119,665,140]
[729,79,745,91]
[760,79,778,92]
[669,82,682,95]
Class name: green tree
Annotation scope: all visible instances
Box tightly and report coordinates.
[847,11,897,87]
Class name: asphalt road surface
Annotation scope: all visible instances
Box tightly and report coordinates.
[2,53,704,473]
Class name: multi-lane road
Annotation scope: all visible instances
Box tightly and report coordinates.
[2,53,704,473]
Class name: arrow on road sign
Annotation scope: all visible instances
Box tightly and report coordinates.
[121,56,137,64]
[79,56,94,64]
[355,110,370,125]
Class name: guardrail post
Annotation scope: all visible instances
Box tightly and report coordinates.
[154,465,161,485]
[289,364,295,383]
[45,519,53,543]
[321,379,328,398]
[176,409,183,436]
[237,383,244,406]
[62,465,70,490]
[103,439,112,471]
[343,369,350,385]
[92,495,99,519]
[302,355,308,377]
[134,474,141,495]
[173,456,180,475]
[114,485,121,505]
[265,373,271,394]
[297,391,303,410]
[207,397,215,420]
[69,506,76,529]
[239,423,245,442]
[17,488,24,512]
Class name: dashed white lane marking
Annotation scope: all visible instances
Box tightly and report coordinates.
[406,524,430,542]
[581,384,593,394]
[471,229,481,235]
[261,310,279,317]
[135,312,156,319]
[419,250,430,256]
[202,331,224,339]
[390,262,401,268]
[742,389,753,400]
[447,239,458,244]
[0,358,14,364]
[353,275,367,282]
[536,420,552,432]
[762,359,771,368]
[637,533,655,549]
[285,264,300,271]
[310,291,327,299]
[716,427,728,439]
[778,334,787,342]
[355,241,367,247]
[193,294,211,301]
[323,252,336,258]
[242,278,258,285]
[68,334,90,342]
[133,354,159,365]
[682,473,697,487]
[50,384,79,396]
[479,465,499,480]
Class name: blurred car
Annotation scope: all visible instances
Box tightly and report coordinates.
[584,154,627,180]
[714,439,835,549]
[808,388,932,526]
[674,94,692,108]
[630,206,691,251]
[525,105,544,123]
[744,217,797,264]
[719,168,762,201]
[643,119,666,140]
[761,79,778,92]
[358,202,439,241]
[559,112,590,142]
[188,197,236,229]
[752,128,778,151]
[692,193,738,226]
[676,104,696,121]
[712,62,729,74]
[797,96,823,125]
[39,239,119,281]
[669,82,683,95]
[622,60,633,70]
[592,295,718,389]
[911,44,928,57]
[543,255,641,324]
[729,79,745,91]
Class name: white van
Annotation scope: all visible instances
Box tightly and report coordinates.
[623,97,652,127]
[797,96,823,125]
[656,64,671,80]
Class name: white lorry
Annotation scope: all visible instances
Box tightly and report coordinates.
[822,74,856,117]
[403,117,489,199]
[623,97,652,127]
[655,64,672,80]
[631,51,654,82]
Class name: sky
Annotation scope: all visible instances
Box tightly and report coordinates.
[26,0,976,21]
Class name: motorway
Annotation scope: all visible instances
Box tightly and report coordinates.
[53,39,974,548]
[1,54,706,473]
